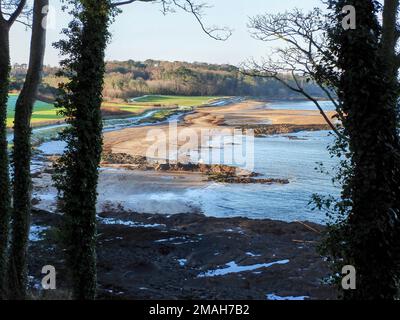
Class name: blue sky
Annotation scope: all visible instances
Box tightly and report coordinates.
[10,0,323,66]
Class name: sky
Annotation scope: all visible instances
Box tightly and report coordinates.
[10,0,323,66]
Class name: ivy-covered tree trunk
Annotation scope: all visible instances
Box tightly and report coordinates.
[54,0,112,300]
[329,0,400,299]
[381,0,399,80]
[7,0,48,300]
[0,22,11,299]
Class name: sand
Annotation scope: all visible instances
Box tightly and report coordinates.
[103,99,336,162]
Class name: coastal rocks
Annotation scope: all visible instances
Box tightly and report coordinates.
[240,124,331,137]
[153,162,289,184]
[101,152,286,185]
[207,174,289,184]
[154,162,254,177]
[102,153,152,170]
[102,153,148,166]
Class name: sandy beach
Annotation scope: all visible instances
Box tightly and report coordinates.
[103,99,335,161]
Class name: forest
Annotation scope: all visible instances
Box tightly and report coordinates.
[11,60,326,100]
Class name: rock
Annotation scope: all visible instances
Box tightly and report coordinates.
[240,124,331,137]
[29,209,335,300]
[208,175,289,184]
[101,152,289,186]
[155,163,171,171]
[31,197,41,206]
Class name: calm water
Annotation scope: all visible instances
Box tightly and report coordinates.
[266,100,336,111]
[185,130,338,224]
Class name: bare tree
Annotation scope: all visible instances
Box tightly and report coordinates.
[243,8,343,138]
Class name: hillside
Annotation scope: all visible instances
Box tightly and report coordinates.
[11,60,327,101]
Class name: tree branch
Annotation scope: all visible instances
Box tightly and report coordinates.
[6,0,27,26]
[111,0,231,41]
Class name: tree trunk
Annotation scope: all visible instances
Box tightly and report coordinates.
[332,0,400,299]
[381,0,399,78]
[0,21,11,299]
[8,0,48,299]
[54,0,111,299]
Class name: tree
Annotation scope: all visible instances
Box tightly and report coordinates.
[54,0,230,299]
[326,0,400,299]
[7,0,48,299]
[244,8,343,138]
[0,0,27,298]
[381,0,400,81]
[54,0,113,299]
[246,1,400,299]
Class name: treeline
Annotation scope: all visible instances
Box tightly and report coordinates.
[11,60,326,100]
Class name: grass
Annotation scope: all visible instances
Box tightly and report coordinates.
[6,94,223,128]
[7,96,144,128]
[102,102,146,112]
[7,94,62,127]
[129,95,221,107]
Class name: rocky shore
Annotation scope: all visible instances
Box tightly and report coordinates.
[29,209,336,300]
[101,152,289,185]
[240,124,331,137]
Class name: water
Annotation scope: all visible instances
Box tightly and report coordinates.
[266,100,336,111]
[184,131,338,224]
[157,100,339,223]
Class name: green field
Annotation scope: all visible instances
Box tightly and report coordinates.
[6,94,222,128]
[130,95,221,107]
[6,94,61,127]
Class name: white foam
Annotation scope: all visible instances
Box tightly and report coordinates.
[99,217,164,228]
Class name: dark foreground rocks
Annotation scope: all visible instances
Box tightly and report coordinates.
[29,209,336,300]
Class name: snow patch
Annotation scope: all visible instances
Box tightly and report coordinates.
[266,293,309,301]
[155,236,199,245]
[177,259,187,267]
[246,252,262,257]
[198,259,290,278]
[224,228,245,235]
